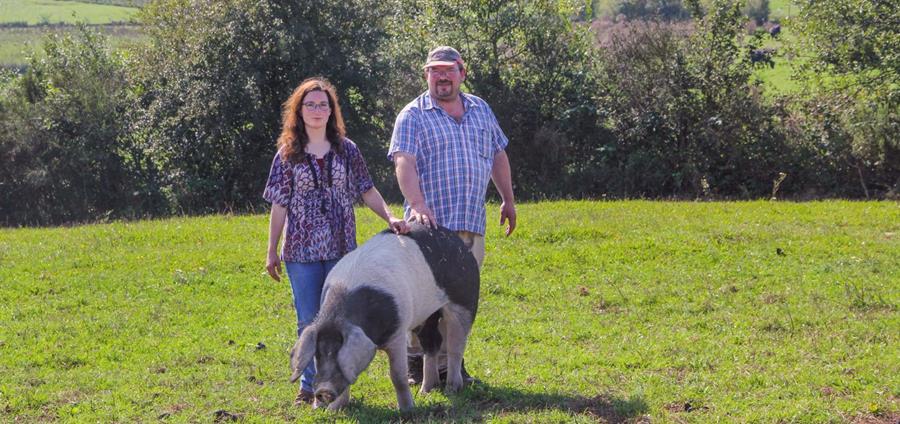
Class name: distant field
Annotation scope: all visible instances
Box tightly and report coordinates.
[1,201,897,422]
[73,0,149,6]
[592,0,797,21]
[0,24,144,68]
[0,0,139,25]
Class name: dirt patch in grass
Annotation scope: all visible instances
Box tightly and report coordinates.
[850,413,900,424]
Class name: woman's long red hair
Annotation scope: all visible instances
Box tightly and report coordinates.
[277,78,346,163]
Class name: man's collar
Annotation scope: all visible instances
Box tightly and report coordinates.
[422,91,479,111]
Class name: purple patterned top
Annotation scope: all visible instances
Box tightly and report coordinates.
[263,138,375,263]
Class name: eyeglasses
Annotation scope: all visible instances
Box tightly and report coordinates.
[426,67,460,77]
[302,102,331,112]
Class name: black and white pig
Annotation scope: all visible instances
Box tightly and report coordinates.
[288,222,479,411]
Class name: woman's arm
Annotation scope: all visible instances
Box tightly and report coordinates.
[266,204,287,281]
[361,187,409,234]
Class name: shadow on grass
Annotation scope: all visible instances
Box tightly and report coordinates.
[345,382,648,423]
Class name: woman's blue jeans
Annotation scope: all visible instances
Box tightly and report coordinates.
[285,259,339,392]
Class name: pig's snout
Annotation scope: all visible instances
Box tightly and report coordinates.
[315,388,336,405]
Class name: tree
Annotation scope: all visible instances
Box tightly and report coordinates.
[0,27,159,225]
[598,0,790,197]
[790,0,900,196]
[134,0,397,212]
[385,0,611,197]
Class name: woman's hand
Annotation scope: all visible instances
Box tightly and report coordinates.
[266,250,282,281]
[389,217,410,234]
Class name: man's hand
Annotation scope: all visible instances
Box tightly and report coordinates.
[409,202,438,229]
[266,250,282,282]
[500,201,516,236]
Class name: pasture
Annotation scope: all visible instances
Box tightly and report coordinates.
[0,201,897,422]
[0,0,138,25]
[0,24,143,68]
[0,0,141,67]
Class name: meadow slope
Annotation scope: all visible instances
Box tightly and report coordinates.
[0,201,897,422]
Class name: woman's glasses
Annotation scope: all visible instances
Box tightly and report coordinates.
[302,102,330,112]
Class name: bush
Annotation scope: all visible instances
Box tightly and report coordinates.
[778,92,899,199]
[744,0,769,25]
[134,0,397,213]
[0,27,162,226]
[386,0,611,198]
[597,2,791,198]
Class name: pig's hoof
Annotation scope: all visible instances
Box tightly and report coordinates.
[445,379,463,394]
[419,383,438,395]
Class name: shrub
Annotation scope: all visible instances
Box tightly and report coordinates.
[385,0,611,198]
[134,0,396,212]
[597,1,790,198]
[0,27,162,225]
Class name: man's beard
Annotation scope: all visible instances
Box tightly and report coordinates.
[433,81,456,100]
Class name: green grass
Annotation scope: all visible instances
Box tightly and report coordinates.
[591,0,798,21]
[0,24,143,68]
[768,0,796,21]
[0,0,138,25]
[1,201,898,422]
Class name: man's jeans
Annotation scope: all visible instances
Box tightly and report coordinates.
[285,259,339,392]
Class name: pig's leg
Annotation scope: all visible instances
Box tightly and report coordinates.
[327,388,350,411]
[441,303,473,393]
[385,336,415,410]
[417,311,442,393]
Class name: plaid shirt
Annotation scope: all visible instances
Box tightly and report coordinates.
[388,92,508,235]
[263,138,374,263]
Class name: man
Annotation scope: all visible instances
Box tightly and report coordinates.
[388,46,516,385]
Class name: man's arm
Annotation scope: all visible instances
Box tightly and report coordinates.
[394,152,437,228]
[491,150,516,236]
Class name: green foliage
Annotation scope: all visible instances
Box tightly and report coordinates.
[786,0,900,197]
[0,201,897,421]
[597,1,790,197]
[744,0,769,24]
[777,92,899,198]
[617,0,690,20]
[387,0,610,198]
[0,0,138,25]
[0,25,162,225]
[1,0,897,227]
[0,25,145,70]
[792,0,898,83]
[134,0,396,212]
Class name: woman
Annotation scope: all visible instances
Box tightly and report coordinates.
[263,77,408,406]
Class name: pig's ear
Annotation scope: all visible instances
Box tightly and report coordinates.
[337,324,376,384]
[289,326,317,383]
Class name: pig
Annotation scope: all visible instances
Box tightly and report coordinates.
[288,222,480,411]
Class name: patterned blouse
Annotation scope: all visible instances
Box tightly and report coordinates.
[263,138,375,263]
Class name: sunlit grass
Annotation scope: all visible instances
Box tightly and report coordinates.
[0,0,138,25]
[1,201,897,422]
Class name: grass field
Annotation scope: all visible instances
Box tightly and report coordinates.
[592,0,797,21]
[0,0,142,67]
[0,0,138,25]
[1,201,898,422]
[0,24,143,68]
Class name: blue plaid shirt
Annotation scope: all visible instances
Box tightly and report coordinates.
[388,91,508,235]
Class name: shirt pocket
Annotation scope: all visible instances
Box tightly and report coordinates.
[471,125,494,161]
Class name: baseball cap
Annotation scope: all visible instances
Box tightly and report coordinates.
[423,46,464,69]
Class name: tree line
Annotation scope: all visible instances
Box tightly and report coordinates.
[1,0,897,226]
